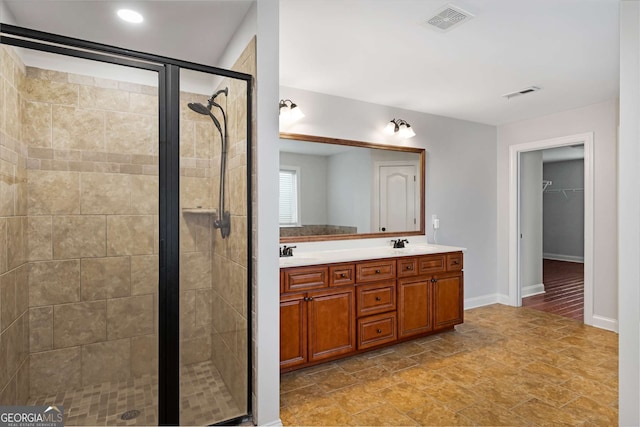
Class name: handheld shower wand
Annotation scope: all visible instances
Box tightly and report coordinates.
[187,87,231,239]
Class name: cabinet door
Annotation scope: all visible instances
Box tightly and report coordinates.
[433,275,464,329]
[307,287,356,362]
[280,294,307,369]
[398,277,432,338]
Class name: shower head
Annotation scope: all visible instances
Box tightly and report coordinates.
[187,102,210,116]
[187,102,222,134]
[211,87,228,101]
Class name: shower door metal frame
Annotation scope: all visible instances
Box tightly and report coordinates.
[0,24,254,427]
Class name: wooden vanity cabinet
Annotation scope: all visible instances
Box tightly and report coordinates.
[280,251,463,372]
[280,266,356,370]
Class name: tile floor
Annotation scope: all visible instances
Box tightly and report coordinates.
[280,304,618,426]
[28,360,241,426]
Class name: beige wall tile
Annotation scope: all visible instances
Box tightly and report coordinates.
[181,176,211,209]
[81,339,129,385]
[0,328,8,391]
[80,173,130,214]
[52,215,106,259]
[16,358,29,405]
[129,93,157,115]
[194,122,214,159]
[4,314,26,379]
[30,347,81,396]
[53,301,106,348]
[22,101,52,148]
[22,78,78,105]
[52,105,105,151]
[81,257,130,301]
[181,335,211,365]
[28,260,80,306]
[180,121,195,157]
[15,264,28,316]
[106,215,154,256]
[180,251,211,290]
[107,295,154,339]
[29,306,53,352]
[0,173,13,217]
[4,82,20,140]
[0,218,7,274]
[7,217,25,271]
[0,376,16,406]
[79,85,129,111]
[0,270,16,331]
[27,216,52,261]
[130,175,158,214]
[105,112,157,155]
[27,170,80,215]
[130,334,157,377]
[130,255,158,296]
[26,67,66,82]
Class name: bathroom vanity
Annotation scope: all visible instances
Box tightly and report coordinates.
[279,245,464,372]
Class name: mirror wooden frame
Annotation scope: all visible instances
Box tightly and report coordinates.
[279,132,426,243]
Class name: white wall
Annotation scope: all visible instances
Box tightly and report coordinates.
[618,1,639,425]
[327,149,371,232]
[279,152,328,225]
[255,1,281,425]
[217,1,257,70]
[280,86,498,303]
[520,151,543,291]
[497,99,618,321]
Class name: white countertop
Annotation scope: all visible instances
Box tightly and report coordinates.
[279,243,466,268]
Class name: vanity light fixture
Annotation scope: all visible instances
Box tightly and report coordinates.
[279,99,305,122]
[384,118,416,139]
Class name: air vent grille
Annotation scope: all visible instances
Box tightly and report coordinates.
[426,5,474,32]
[502,86,541,100]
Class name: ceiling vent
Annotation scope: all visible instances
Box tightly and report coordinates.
[502,86,541,100]
[426,4,474,32]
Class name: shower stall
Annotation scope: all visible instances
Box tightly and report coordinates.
[0,24,253,425]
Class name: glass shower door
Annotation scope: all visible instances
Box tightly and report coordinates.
[178,68,250,425]
[0,43,161,425]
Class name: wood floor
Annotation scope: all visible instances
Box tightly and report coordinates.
[522,259,584,321]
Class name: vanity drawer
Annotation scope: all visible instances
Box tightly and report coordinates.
[283,266,329,293]
[356,260,396,283]
[356,281,396,317]
[357,312,397,350]
[330,264,355,287]
[447,253,463,271]
[397,258,418,278]
[418,255,446,275]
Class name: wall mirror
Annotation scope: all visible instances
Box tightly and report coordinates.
[279,132,425,243]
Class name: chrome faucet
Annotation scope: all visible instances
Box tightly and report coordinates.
[280,245,296,257]
[391,239,409,248]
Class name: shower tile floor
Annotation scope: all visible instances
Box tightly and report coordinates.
[28,360,242,426]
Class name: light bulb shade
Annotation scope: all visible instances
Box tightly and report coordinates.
[384,121,396,134]
[289,105,305,121]
[402,125,416,138]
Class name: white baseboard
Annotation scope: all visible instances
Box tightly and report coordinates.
[522,283,545,298]
[497,294,511,305]
[464,294,500,310]
[260,419,283,426]
[543,253,584,263]
[591,315,619,333]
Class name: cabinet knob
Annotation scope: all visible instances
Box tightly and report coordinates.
[452,260,460,265]
[340,273,346,278]
[375,296,382,301]
[406,265,412,270]
[431,278,437,283]
[376,329,382,334]
[375,269,381,274]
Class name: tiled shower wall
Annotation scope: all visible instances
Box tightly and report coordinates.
[0,46,30,405]
[210,37,255,413]
[21,64,161,396]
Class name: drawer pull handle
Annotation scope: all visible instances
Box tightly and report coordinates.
[375,269,381,274]
[340,273,346,278]
[452,260,460,265]
[431,278,438,283]
[375,296,382,301]
[304,297,314,301]
[406,265,413,270]
[376,329,382,334]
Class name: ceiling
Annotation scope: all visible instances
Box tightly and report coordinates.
[280,0,620,126]
[2,0,253,66]
[2,1,620,127]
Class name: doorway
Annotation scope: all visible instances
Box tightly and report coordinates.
[374,161,419,232]
[520,147,585,321]
[508,132,594,325]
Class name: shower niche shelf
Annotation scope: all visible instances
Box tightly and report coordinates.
[182,208,218,215]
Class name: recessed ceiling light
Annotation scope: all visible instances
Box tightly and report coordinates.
[117,9,144,24]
